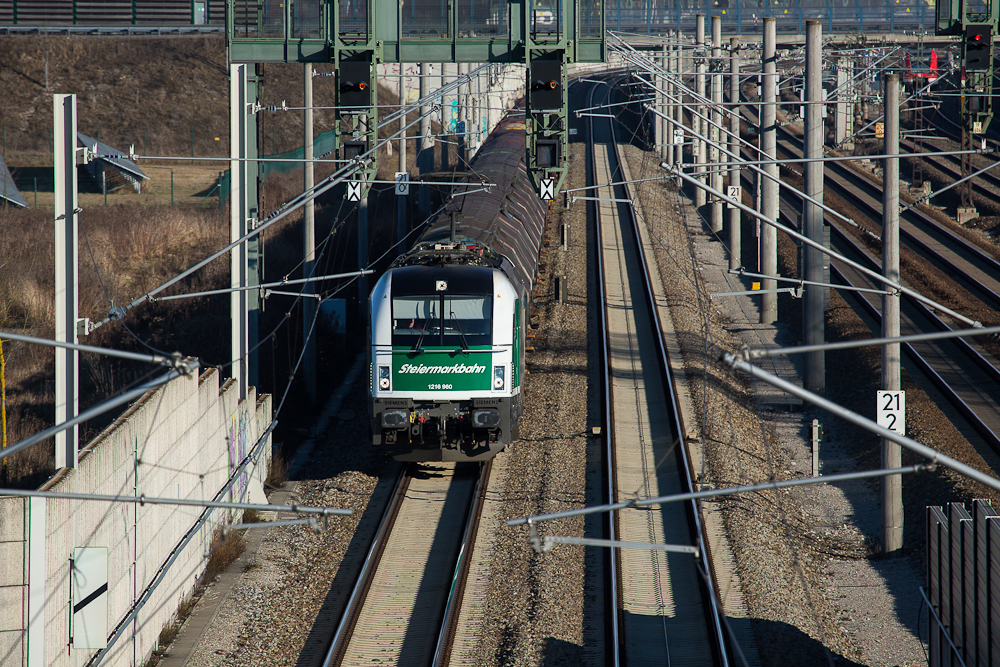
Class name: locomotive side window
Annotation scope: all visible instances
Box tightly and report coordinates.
[392,294,492,347]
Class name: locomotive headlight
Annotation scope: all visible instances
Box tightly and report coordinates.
[493,365,505,391]
[378,366,391,391]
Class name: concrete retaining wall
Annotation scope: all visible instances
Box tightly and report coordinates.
[0,367,271,667]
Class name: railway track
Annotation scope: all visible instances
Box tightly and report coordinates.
[321,461,490,667]
[746,114,1000,456]
[773,124,1000,316]
[901,109,1000,210]
[589,80,728,666]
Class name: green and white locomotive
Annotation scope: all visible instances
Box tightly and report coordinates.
[368,113,547,461]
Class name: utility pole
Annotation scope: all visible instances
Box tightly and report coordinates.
[659,38,669,162]
[695,15,706,209]
[230,64,250,399]
[882,72,903,556]
[803,20,825,395]
[303,63,316,404]
[834,58,853,149]
[710,15,723,233]
[358,193,369,319]
[729,37,741,272]
[419,62,432,218]
[398,63,409,246]
[441,63,453,173]
[674,31,684,172]
[458,62,469,166]
[54,93,79,470]
[760,17,778,324]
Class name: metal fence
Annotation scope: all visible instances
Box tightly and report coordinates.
[606,0,932,35]
[0,0,933,35]
[0,0,225,28]
[926,499,1000,666]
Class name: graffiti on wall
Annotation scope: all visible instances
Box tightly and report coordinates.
[227,408,250,505]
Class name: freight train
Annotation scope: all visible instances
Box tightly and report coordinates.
[368,111,548,461]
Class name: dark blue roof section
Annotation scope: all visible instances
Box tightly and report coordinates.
[78,133,149,183]
[0,153,28,208]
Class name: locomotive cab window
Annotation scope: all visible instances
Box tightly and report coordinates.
[392,294,492,348]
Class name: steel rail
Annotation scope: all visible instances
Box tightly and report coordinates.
[833,261,1000,454]
[761,146,1000,457]
[591,74,728,665]
[323,461,488,667]
[607,83,729,667]
[323,465,410,667]
[898,132,1000,216]
[586,79,622,667]
[772,125,1000,313]
[767,133,1000,387]
[431,461,493,666]
[822,221,1000,454]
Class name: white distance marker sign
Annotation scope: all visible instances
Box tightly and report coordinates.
[876,390,905,436]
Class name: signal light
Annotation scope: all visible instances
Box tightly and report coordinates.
[338,62,372,107]
[964,24,993,72]
[340,81,368,93]
[529,60,562,110]
[341,139,367,161]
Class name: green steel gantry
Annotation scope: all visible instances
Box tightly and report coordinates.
[227,0,605,200]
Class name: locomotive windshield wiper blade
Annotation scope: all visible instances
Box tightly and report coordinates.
[448,310,471,352]
[413,324,429,353]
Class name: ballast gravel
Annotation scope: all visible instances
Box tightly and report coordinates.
[158,102,1000,667]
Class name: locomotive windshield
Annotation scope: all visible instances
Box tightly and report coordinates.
[391,294,493,349]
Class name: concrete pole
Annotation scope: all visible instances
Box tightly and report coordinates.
[710,15,723,233]
[882,72,903,556]
[803,20,825,395]
[835,59,850,148]
[230,64,251,400]
[657,40,667,161]
[419,63,433,218]
[441,63,453,172]
[398,63,408,246]
[470,67,480,156]
[303,63,316,403]
[760,18,778,324]
[675,31,684,172]
[458,62,469,165]
[663,38,671,163]
[358,194,369,318]
[695,15,706,208]
[53,93,78,469]
[729,37,742,272]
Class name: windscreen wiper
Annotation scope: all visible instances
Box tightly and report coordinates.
[413,325,428,353]
[448,309,470,352]
[413,306,436,353]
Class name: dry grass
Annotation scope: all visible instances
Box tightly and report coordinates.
[0,36,230,163]
[242,508,263,524]
[203,525,246,583]
[0,202,230,486]
[264,449,288,489]
[0,36,450,488]
[142,588,202,667]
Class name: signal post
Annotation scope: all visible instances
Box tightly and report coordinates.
[936,0,996,222]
